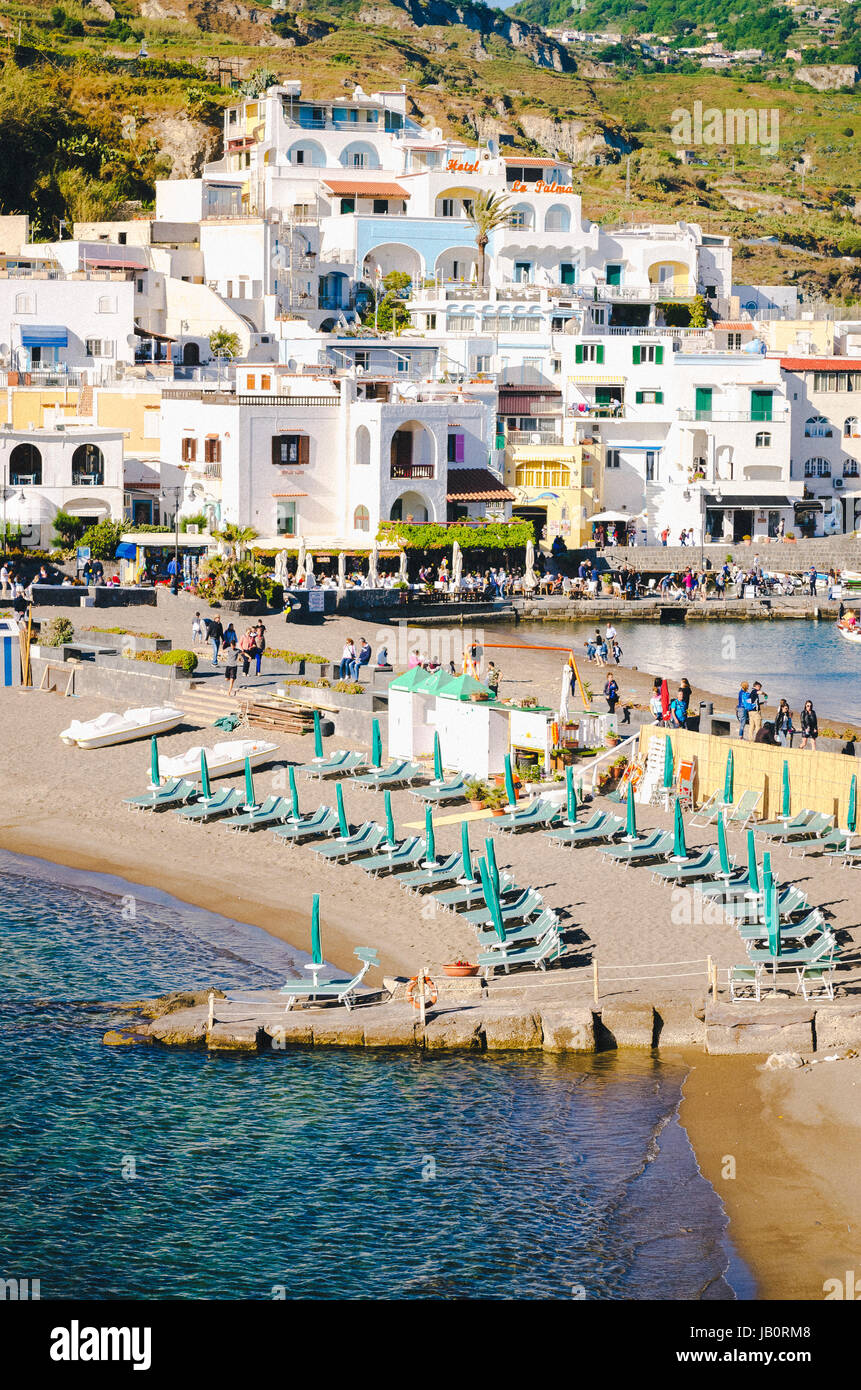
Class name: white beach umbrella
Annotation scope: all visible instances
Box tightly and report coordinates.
[305,551,315,578]
[559,663,569,722]
[337,550,347,592]
[297,534,306,575]
[524,538,537,590]
[369,541,379,587]
[452,540,463,588]
[398,548,408,582]
[274,548,289,584]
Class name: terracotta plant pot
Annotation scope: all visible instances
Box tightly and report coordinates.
[443,963,479,977]
[468,799,484,810]
[490,806,505,816]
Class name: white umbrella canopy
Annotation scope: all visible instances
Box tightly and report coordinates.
[337,551,347,591]
[368,541,379,587]
[589,510,634,523]
[559,663,570,722]
[398,549,408,582]
[297,534,306,575]
[451,540,463,588]
[274,549,290,584]
[305,551,314,577]
[523,538,537,590]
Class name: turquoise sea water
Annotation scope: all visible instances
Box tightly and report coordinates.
[0,852,752,1301]
[506,618,861,723]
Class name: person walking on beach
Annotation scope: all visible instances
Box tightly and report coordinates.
[612,638,623,665]
[486,661,500,697]
[747,681,765,739]
[192,611,204,645]
[239,627,255,678]
[799,701,818,751]
[604,674,619,714]
[222,639,239,696]
[207,615,223,666]
[774,699,795,748]
[253,623,266,676]
[737,682,752,738]
[649,678,664,724]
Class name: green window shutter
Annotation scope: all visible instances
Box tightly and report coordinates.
[632,345,641,365]
[596,344,604,364]
[655,345,664,365]
[655,391,663,404]
[635,390,644,404]
[575,344,583,365]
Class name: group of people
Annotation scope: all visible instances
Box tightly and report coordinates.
[737,682,819,750]
[192,613,267,695]
[584,622,623,669]
[338,638,373,681]
[649,677,694,729]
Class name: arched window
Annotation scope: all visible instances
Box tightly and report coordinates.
[72,443,104,486]
[287,140,326,167]
[9,442,42,485]
[843,458,859,477]
[355,425,370,467]
[339,141,380,170]
[353,505,370,532]
[98,295,116,313]
[15,293,33,314]
[509,204,534,230]
[544,204,570,232]
[804,457,830,477]
[844,416,860,438]
[805,416,832,437]
[755,432,771,448]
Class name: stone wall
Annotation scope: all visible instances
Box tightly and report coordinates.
[575,537,861,576]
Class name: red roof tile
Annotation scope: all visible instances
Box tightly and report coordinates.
[446,468,514,502]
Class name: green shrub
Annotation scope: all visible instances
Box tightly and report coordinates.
[80,519,125,560]
[267,649,328,665]
[332,680,364,694]
[41,616,75,647]
[82,626,165,638]
[378,519,534,551]
[135,649,197,672]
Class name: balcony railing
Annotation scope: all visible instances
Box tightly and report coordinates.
[506,431,565,445]
[678,409,788,423]
[204,463,222,480]
[391,463,434,479]
[72,473,104,486]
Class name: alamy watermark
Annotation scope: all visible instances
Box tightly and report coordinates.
[671,101,779,157]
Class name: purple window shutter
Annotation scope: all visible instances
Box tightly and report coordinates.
[455,433,465,463]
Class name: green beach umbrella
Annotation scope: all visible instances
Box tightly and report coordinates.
[717,811,731,877]
[200,747,212,800]
[310,893,322,967]
[671,796,687,860]
[781,759,791,820]
[624,782,638,841]
[335,782,349,838]
[383,789,396,846]
[565,764,577,825]
[149,736,160,789]
[423,805,436,866]
[762,850,773,899]
[723,748,734,805]
[243,756,258,811]
[766,882,781,990]
[313,708,323,760]
[459,819,475,884]
[485,835,500,900]
[504,754,517,808]
[478,855,506,943]
[746,830,760,894]
[849,774,857,834]
[433,731,443,782]
[662,734,674,790]
[371,717,382,770]
[578,777,585,805]
[288,765,300,822]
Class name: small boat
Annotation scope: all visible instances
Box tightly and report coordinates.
[155,739,280,781]
[836,618,861,645]
[60,706,185,749]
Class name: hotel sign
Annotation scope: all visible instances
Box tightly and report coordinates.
[445,160,576,195]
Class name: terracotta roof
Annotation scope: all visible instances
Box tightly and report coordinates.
[715,321,754,330]
[780,357,856,371]
[446,468,514,502]
[503,156,561,167]
[271,489,308,498]
[323,179,410,199]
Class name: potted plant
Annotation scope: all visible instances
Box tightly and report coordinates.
[605,731,622,748]
[483,786,509,816]
[464,777,490,810]
[443,959,479,978]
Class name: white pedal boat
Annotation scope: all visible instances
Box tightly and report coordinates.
[60,706,185,749]
[836,619,861,645]
[155,738,280,781]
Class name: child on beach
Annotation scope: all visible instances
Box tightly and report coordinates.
[585,639,596,663]
[192,612,204,644]
[222,640,239,695]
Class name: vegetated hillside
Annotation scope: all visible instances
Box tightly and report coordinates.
[0,0,860,298]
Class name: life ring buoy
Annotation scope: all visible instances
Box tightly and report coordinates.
[406,975,438,1010]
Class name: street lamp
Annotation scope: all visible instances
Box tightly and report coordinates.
[159,485,183,593]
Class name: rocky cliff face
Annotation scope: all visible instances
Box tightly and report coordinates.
[518,112,632,165]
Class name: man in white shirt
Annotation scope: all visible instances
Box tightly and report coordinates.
[605,622,617,643]
[0,563,9,596]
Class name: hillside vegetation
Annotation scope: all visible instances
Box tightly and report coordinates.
[0,0,859,297]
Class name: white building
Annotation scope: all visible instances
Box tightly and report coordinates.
[0,422,125,547]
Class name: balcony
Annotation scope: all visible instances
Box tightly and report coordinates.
[72,472,104,487]
[391,463,434,480]
[678,409,788,424]
[506,431,565,445]
[204,463,222,481]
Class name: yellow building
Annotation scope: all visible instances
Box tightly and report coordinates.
[760,319,835,356]
[503,436,603,549]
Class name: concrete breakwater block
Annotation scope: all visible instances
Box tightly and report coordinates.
[600,1002,657,1048]
[813,1006,861,1051]
[705,1003,815,1056]
[362,1013,419,1047]
[145,1014,207,1046]
[482,1010,543,1050]
[654,999,707,1048]
[207,1021,265,1051]
[424,1008,484,1050]
[539,1007,597,1053]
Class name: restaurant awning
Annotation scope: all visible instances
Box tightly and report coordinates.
[21,326,68,347]
[134,325,176,342]
[323,179,410,199]
[446,469,515,503]
[704,494,796,508]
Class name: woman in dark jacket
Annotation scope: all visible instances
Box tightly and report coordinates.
[773,699,795,747]
[799,701,818,751]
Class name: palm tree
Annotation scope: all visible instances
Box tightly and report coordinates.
[466,191,514,288]
[213,523,258,560]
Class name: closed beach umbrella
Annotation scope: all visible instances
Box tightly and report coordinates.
[368,542,379,587]
[297,535,306,575]
[849,774,857,833]
[288,765,300,822]
[478,856,506,943]
[310,893,322,967]
[766,882,781,990]
[762,850,773,899]
[305,551,315,579]
[451,540,463,589]
[663,734,674,790]
[559,664,569,722]
[383,789,396,847]
[624,782,638,841]
[485,835,500,899]
[243,756,257,811]
[398,549,408,582]
[723,748,734,805]
[200,747,211,800]
[423,805,436,866]
[371,717,382,770]
[660,678,670,721]
[746,830,760,894]
[566,764,577,825]
[335,782,349,838]
[781,759,791,820]
[671,796,687,860]
[337,551,346,593]
[717,811,731,877]
[460,819,474,884]
[149,736,160,789]
[504,754,517,808]
[433,731,443,782]
[313,709,323,760]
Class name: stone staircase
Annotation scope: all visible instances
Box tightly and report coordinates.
[177,680,241,725]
